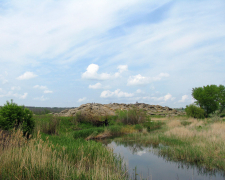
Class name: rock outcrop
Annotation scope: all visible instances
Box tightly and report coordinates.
[55,103,185,117]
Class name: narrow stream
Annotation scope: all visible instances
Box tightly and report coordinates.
[101,139,225,180]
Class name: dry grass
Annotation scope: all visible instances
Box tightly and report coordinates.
[0,129,127,179]
[167,120,181,128]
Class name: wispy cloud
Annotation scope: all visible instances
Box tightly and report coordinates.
[127,73,169,86]
[33,96,48,101]
[0,91,27,99]
[33,85,53,94]
[100,89,134,98]
[143,93,175,102]
[17,72,37,80]
[88,83,110,89]
[11,86,21,91]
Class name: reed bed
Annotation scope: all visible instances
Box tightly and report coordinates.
[0,129,127,180]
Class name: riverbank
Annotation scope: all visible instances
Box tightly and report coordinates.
[1,113,225,179]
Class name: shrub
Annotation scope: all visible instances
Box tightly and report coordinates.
[220,113,225,118]
[185,104,205,119]
[116,107,147,125]
[0,100,35,136]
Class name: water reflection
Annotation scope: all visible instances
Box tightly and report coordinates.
[99,139,225,180]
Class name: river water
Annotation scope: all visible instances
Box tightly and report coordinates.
[101,139,225,180]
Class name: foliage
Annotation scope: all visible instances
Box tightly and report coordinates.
[41,116,60,135]
[192,84,225,116]
[134,124,143,132]
[143,120,164,132]
[116,107,147,125]
[73,127,104,139]
[185,104,205,119]
[108,125,122,136]
[0,100,35,136]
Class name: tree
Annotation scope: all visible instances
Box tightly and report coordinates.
[0,100,35,136]
[192,84,225,117]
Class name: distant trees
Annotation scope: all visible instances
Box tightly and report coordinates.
[190,84,225,117]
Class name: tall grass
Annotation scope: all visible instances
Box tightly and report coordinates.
[116,108,147,125]
[0,129,127,180]
[122,118,225,171]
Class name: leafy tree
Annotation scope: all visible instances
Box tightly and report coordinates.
[192,85,225,117]
[0,100,35,136]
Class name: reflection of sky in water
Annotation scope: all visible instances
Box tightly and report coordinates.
[108,141,225,180]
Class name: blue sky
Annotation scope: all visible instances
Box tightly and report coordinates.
[0,0,225,108]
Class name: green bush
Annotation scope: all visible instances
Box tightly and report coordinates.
[185,104,205,119]
[0,100,35,136]
[73,127,104,139]
[220,113,225,118]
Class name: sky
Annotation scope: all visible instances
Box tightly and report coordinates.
[0,0,225,108]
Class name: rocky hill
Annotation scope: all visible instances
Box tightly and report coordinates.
[54,103,186,117]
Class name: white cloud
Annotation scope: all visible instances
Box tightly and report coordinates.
[164,93,173,101]
[127,73,169,86]
[11,86,21,91]
[82,64,128,80]
[89,83,103,89]
[34,85,53,94]
[115,65,128,77]
[82,64,111,80]
[100,89,134,98]
[78,97,87,102]
[178,95,189,102]
[88,82,110,89]
[34,96,48,101]
[17,72,37,80]
[20,93,28,99]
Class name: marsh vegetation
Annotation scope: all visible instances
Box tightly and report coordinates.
[1,98,225,179]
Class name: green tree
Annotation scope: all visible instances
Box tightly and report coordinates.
[192,84,225,117]
[0,100,35,136]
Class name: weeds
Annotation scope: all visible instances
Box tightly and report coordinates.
[116,107,147,125]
